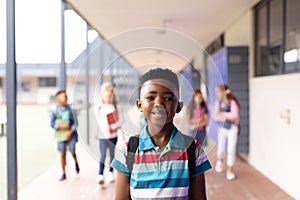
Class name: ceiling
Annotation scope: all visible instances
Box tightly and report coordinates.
[67,0,259,73]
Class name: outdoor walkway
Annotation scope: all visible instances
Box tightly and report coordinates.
[18,140,293,200]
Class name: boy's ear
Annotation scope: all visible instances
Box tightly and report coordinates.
[176,102,183,113]
[136,99,143,112]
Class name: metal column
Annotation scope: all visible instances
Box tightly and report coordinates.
[6,0,18,199]
[85,25,90,145]
[59,0,66,90]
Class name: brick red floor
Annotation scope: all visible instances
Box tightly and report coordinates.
[204,141,293,200]
[18,142,293,200]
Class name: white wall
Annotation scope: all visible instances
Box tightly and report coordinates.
[249,74,300,199]
[18,77,38,103]
[224,9,299,198]
[37,88,57,104]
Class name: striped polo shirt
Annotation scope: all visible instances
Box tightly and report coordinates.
[111,126,211,200]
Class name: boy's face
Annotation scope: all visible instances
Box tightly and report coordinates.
[56,92,68,106]
[136,79,182,128]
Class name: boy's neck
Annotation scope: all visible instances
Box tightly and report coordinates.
[148,123,174,149]
[59,104,67,109]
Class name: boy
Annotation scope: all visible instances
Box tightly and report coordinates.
[111,68,211,200]
[50,90,80,181]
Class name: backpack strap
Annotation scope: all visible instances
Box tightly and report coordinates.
[126,135,140,173]
[55,105,74,121]
[183,134,196,179]
[126,133,196,179]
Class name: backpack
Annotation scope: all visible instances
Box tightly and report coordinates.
[125,133,196,179]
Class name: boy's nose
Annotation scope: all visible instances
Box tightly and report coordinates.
[154,97,163,105]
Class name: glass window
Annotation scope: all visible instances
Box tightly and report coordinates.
[285,0,300,72]
[65,9,87,63]
[255,0,300,76]
[269,0,283,74]
[38,77,56,87]
[255,3,267,76]
[0,0,6,64]
[21,81,31,92]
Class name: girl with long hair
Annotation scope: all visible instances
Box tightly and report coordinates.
[95,83,123,185]
[186,89,209,146]
[213,84,240,180]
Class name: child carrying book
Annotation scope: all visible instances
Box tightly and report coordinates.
[50,90,80,181]
[95,83,123,185]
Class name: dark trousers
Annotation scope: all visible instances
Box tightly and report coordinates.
[99,137,118,175]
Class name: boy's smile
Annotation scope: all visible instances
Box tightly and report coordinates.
[136,79,182,130]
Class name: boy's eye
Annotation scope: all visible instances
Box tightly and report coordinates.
[164,97,173,101]
[146,96,155,101]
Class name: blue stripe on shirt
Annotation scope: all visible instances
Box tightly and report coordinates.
[193,160,212,177]
[111,159,130,176]
[130,177,189,189]
[131,168,189,181]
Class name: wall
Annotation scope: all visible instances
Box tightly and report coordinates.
[37,88,57,104]
[224,9,299,199]
[249,74,300,199]
[225,11,251,46]
[18,77,38,103]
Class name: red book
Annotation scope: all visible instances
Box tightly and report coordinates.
[106,109,119,128]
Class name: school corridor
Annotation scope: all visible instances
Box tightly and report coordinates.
[18,139,292,200]
[3,0,300,199]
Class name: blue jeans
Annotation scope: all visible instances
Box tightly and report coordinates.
[99,137,118,175]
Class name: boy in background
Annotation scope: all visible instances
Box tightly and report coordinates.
[50,90,80,181]
[112,68,211,200]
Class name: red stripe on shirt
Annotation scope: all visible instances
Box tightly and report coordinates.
[134,151,188,164]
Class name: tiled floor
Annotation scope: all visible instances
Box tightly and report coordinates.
[18,141,293,200]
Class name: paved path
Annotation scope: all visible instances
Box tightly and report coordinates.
[18,140,293,200]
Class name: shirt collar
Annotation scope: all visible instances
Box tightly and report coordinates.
[56,104,69,110]
[139,125,185,151]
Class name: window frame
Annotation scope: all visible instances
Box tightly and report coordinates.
[38,77,56,87]
[254,0,300,76]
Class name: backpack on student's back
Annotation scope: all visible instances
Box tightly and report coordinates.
[125,134,196,179]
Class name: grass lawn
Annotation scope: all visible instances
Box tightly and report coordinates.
[0,105,58,200]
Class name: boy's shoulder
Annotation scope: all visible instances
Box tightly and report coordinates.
[51,104,74,114]
[127,128,195,150]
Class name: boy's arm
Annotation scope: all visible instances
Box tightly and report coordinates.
[70,109,78,131]
[50,110,59,130]
[115,171,131,200]
[190,174,207,200]
[65,109,78,140]
[191,140,211,200]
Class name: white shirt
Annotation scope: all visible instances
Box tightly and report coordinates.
[95,104,122,139]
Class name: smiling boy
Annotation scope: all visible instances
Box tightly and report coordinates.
[111,68,211,200]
